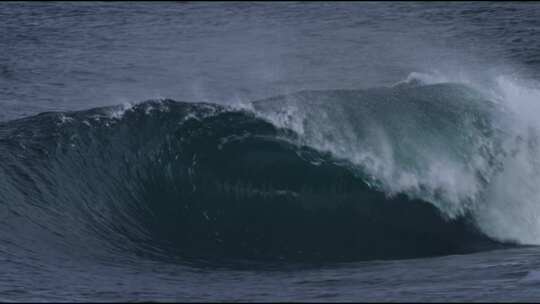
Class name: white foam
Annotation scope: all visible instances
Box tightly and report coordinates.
[108,102,135,120]
[471,76,540,245]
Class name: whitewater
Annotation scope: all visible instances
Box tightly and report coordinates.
[3,1,540,302]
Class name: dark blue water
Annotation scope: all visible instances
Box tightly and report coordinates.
[3,2,540,301]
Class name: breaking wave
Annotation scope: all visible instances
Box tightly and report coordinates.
[2,73,540,263]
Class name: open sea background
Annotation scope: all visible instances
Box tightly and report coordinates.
[3,1,540,302]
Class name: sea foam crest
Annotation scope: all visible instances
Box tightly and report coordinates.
[250,72,540,246]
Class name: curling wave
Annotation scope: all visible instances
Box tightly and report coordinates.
[2,76,539,263]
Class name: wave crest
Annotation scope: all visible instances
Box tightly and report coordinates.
[1,80,534,263]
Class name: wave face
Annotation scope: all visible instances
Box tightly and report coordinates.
[0,80,531,263]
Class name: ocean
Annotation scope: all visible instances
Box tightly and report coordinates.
[2,1,540,301]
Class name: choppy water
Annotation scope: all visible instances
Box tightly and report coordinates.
[3,1,540,302]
